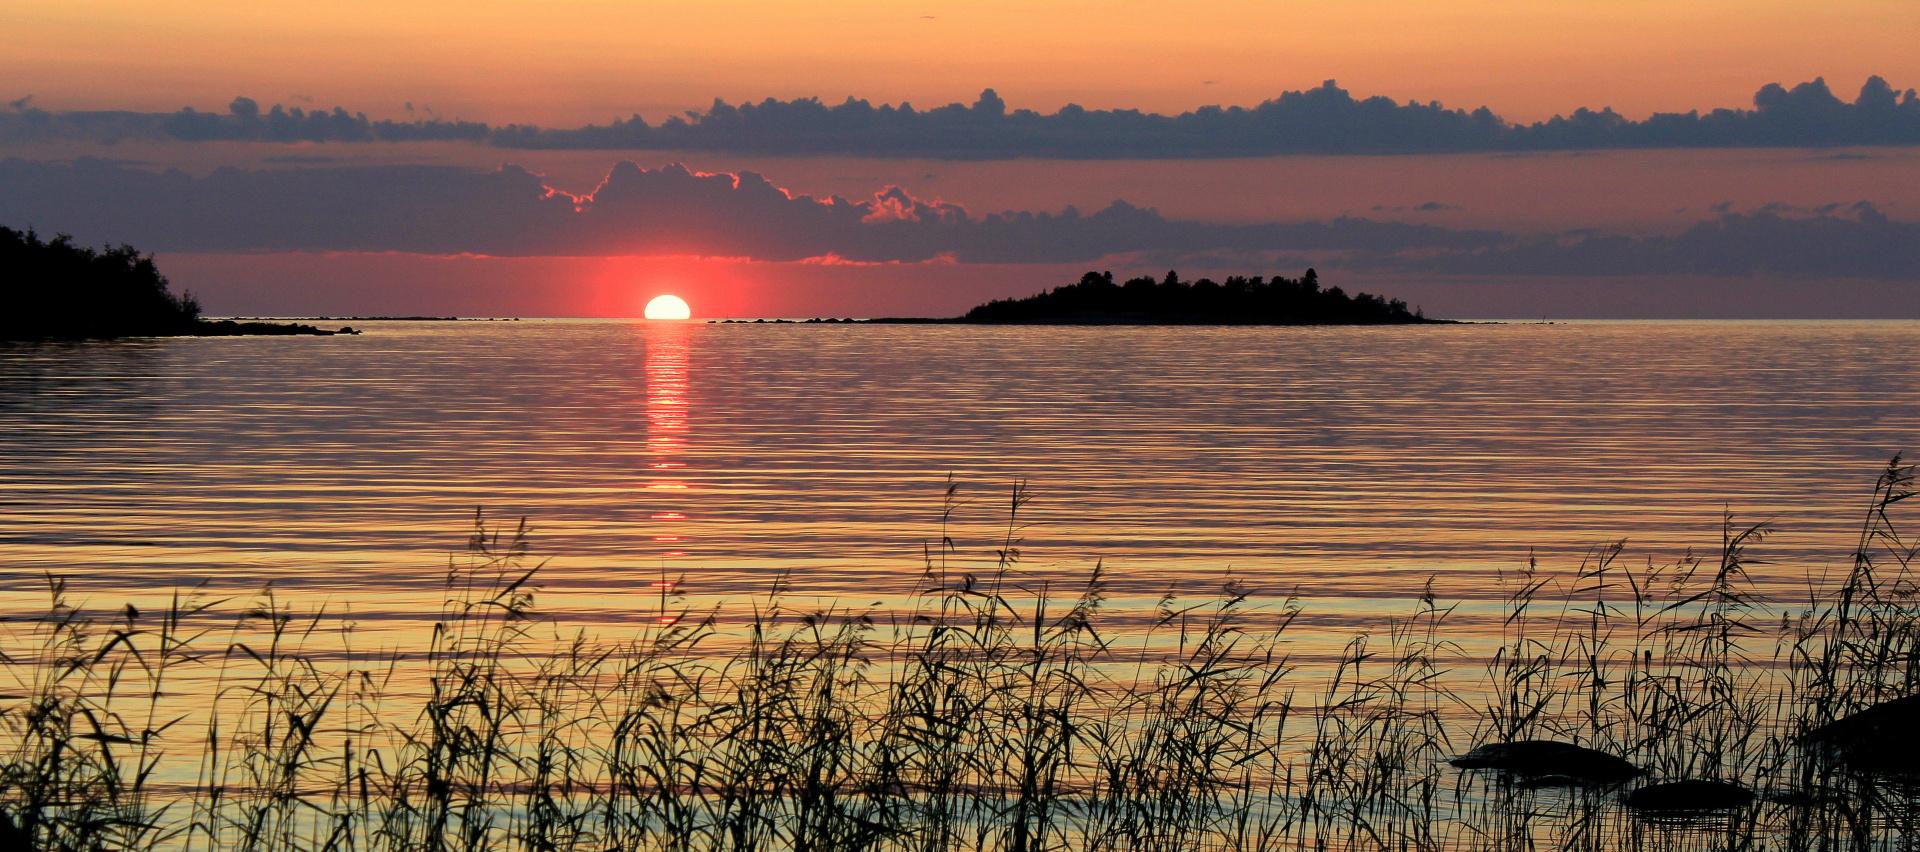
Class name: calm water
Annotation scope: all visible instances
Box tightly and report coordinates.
[1,320,1917,649]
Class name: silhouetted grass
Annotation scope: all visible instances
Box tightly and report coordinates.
[7,463,1920,849]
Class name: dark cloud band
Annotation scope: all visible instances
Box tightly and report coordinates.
[5,77,1919,158]
[0,158,1495,262]
[0,158,1913,279]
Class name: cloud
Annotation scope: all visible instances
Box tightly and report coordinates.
[0,158,1497,262]
[0,98,488,146]
[1373,201,1459,213]
[5,77,1920,158]
[260,153,342,165]
[0,158,576,254]
[1370,202,1920,279]
[507,76,1920,157]
[2,159,1915,280]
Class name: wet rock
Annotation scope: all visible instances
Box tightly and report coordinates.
[0,810,26,848]
[1450,740,1642,784]
[1513,774,1590,789]
[1801,694,1920,775]
[1626,779,1756,813]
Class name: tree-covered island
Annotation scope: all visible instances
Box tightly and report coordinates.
[2,226,355,340]
[957,268,1444,324]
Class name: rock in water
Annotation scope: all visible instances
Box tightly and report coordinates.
[1626,779,1756,813]
[1450,740,1642,784]
[0,810,27,848]
[1801,694,1920,776]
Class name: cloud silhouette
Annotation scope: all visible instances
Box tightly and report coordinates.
[1,158,1915,279]
[0,98,489,146]
[0,158,1497,262]
[1388,202,1920,279]
[4,77,1919,157]
[1373,201,1459,214]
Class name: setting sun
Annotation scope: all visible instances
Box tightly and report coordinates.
[644,293,691,320]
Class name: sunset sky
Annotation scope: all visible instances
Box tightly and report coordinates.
[5,1,1920,317]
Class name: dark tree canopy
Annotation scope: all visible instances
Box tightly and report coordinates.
[962,269,1438,324]
[1,226,202,339]
[1,226,350,339]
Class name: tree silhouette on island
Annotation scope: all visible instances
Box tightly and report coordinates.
[957,268,1441,324]
[1,226,352,340]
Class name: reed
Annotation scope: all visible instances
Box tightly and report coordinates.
[6,462,1920,849]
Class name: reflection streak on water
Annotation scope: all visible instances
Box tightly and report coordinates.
[644,321,693,573]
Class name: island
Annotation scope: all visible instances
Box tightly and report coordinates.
[953,269,1441,325]
[1,226,356,340]
[710,269,1449,325]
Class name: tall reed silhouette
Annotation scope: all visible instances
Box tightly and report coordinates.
[5,462,1920,849]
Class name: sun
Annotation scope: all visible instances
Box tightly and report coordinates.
[644,294,691,320]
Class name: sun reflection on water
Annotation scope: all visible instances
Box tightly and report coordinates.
[643,322,693,568]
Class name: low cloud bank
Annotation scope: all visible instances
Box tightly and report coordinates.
[1393,203,1920,279]
[0,158,1913,280]
[0,158,1495,262]
[5,77,1920,158]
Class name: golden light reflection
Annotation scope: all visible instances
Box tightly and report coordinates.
[643,322,693,566]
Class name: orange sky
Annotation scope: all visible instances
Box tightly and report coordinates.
[6,1,1917,124]
[7,1,1920,318]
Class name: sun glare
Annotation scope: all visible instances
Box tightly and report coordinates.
[644,294,692,320]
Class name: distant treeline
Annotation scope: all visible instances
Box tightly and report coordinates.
[1,226,349,340]
[963,269,1437,324]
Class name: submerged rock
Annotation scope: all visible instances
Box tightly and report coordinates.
[1513,774,1592,789]
[0,810,25,848]
[1626,779,1756,813]
[1450,740,1642,784]
[1802,695,1920,775]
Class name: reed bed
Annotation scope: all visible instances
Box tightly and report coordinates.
[6,463,1920,850]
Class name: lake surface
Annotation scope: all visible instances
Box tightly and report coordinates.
[2,320,1917,653]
